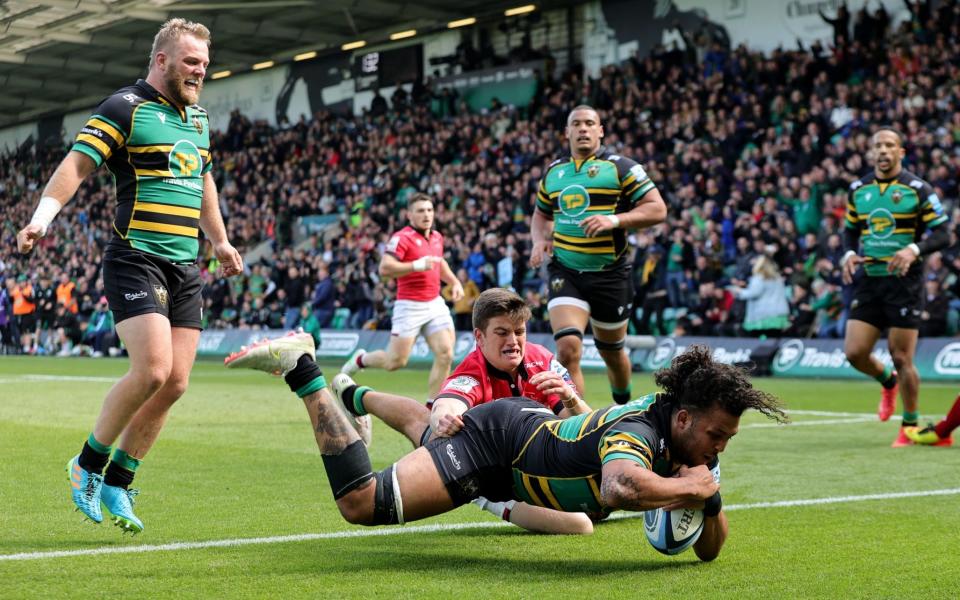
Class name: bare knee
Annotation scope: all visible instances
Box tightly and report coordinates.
[556,339,582,366]
[432,345,453,368]
[384,355,409,371]
[134,362,173,395]
[890,351,912,371]
[157,373,190,405]
[844,346,870,367]
[336,493,374,525]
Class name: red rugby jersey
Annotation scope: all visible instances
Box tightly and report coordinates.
[435,342,576,414]
[385,225,444,302]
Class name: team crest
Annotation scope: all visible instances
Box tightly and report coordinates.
[153,285,168,308]
[587,165,600,178]
[551,277,565,291]
[892,189,902,204]
[192,116,203,135]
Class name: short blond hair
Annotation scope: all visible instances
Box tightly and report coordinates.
[149,18,211,67]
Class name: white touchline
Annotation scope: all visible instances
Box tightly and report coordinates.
[3,488,959,563]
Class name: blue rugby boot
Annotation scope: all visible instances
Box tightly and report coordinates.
[101,484,144,534]
[67,455,103,523]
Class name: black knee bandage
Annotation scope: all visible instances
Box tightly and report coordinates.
[553,327,583,342]
[372,464,404,525]
[594,337,626,351]
[320,440,373,499]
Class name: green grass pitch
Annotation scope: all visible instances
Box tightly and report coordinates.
[1,355,958,598]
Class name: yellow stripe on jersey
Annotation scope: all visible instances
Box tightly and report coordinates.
[553,241,614,254]
[134,202,201,218]
[601,433,653,468]
[134,168,174,177]
[128,219,199,237]
[127,145,211,159]
[127,145,173,154]
[76,133,112,158]
[587,475,602,503]
[554,231,613,244]
[892,228,915,234]
[536,478,563,510]
[521,473,542,506]
[87,119,125,145]
[923,212,941,222]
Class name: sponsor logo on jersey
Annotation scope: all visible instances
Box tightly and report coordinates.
[124,290,148,301]
[157,112,166,124]
[558,184,590,217]
[168,139,202,177]
[867,208,895,239]
[444,375,479,394]
[629,164,647,180]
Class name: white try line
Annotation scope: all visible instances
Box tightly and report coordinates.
[2,487,958,563]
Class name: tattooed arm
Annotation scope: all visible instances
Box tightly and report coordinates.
[599,459,717,511]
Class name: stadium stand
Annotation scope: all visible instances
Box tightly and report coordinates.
[3,1,960,356]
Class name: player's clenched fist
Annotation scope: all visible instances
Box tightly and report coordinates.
[16,223,45,255]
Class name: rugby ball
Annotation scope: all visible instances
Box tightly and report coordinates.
[644,461,721,555]
[644,506,704,555]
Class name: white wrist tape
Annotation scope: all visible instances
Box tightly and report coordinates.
[29,196,64,237]
[474,497,516,521]
[412,258,429,272]
[608,214,620,228]
[840,250,857,268]
[907,243,921,257]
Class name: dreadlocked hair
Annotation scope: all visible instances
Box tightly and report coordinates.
[654,344,788,423]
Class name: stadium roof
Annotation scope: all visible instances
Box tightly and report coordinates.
[0,0,573,129]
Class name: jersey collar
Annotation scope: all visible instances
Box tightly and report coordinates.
[571,144,605,171]
[483,355,527,386]
[136,79,189,122]
[410,225,433,239]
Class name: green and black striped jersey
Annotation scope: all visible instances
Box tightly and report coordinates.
[510,393,676,514]
[845,170,948,277]
[535,145,656,271]
[71,79,212,263]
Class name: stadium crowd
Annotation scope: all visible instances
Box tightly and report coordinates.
[4,0,960,355]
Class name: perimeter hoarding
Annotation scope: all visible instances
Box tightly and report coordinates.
[197,330,960,381]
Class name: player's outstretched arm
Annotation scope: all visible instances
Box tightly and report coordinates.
[600,460,718,512]
[693,511,728,562]
[17,151,96,254]
[505,502,593,535]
